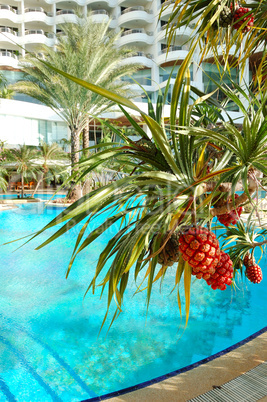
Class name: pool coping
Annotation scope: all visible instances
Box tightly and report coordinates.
[82,326,267,402]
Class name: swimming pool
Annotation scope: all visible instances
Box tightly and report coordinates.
[0,193,66,200]
[0,204,266,401]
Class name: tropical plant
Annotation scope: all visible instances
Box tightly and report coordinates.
[161,0,267,74]
[31,142,68,196]
[19,49,267,331]
[10,13,141,201]
[4,145,40,198]
[0,165,8,192]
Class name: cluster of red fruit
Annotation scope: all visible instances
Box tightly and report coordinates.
[179,227,234,291]
[178,227,263,290]
[243,253,263,284]
[217,194,243,227]
[233,5,254,32]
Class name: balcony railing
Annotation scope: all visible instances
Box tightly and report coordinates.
[122,28,144,36]
[132,51,153,59]
[91,9,108,15]
[25,7,45,13]
[0,27,17,35]
[24,30,54,38]
[0,5,16,13]
[24,8,53,16]
[161,45,184,53]
[25,29,45,35]
[56,9,75,15]
[122,6,145,14]
[0,50,18,59]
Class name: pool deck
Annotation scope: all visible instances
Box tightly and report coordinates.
[0,190,70,210]
[105,330,267,402]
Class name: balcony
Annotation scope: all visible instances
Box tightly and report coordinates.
[156,45,189,66]
[90,9,109,23]
[119,0,152,5]
[55,9,78,24]
[23,30,55,46]
[86,0,116,8]
[0,5,16,13]
[0,5,19,24]
[0,49,19,68]
[56,9,75,15]
[25,7,45,13]
[125,51,153,67]
[25,29,45,35]
[0,27,19,48]
[118,6,153,28]
[0,50,18,58]
[159,0,175,19]
[0,26,17,35]
[157,24,192,42]
[119,28,154,46]
[24,8,53,24]
[91,9,108,15]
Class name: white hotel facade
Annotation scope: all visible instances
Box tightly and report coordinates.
[0,0,259,147]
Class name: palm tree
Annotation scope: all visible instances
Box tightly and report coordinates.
[0,165,8,192]
[31,142,68,196]
[0,74,14,99]
[4,145,39,198]
[11,13,141,201]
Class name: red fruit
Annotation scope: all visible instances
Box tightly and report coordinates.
[233,7,254,32]
[243,252,255,268]
[179,227,220,279]
[246,264,263,284]
[217,194,242,227]
[206,251,234,290]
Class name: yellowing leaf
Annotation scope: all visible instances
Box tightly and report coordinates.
[195,144,207,177]
[184,261,191,328]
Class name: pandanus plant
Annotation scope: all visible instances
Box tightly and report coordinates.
[160,0,267,75]
[23,52,267,330]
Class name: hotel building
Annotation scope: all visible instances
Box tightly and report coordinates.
[0,0,261,147]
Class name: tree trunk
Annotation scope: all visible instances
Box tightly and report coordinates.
[82,178,91,195]
[67,128,82,202]
[83,119,90,158]
[21,174,24,198]
[32,172,44,197]
[94,122,97,153]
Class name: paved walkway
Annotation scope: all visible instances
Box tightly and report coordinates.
[105,331,267,402]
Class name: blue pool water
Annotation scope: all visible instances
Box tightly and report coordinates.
[0,204,266,401]
[0,193,66,200]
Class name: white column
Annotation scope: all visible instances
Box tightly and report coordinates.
[20,0,25,57]
[239,57,250,110]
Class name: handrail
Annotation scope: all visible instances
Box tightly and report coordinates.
[122,6,144,14]
[161,45,184,53]
[0,50,18,59]
[0,26,17,35]
[25,29,44,35]
[91,9,108,15]
[56,9,75,15]
[122,28,145,36]
[132,52,153,59]
[0,5,16,13]
[25,7,45,13]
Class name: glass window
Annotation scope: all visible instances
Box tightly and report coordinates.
[121,69,152,86]
[202,63,239,111]
[159,65,193,83]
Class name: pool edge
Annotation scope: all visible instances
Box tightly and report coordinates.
[82,326,267,402]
